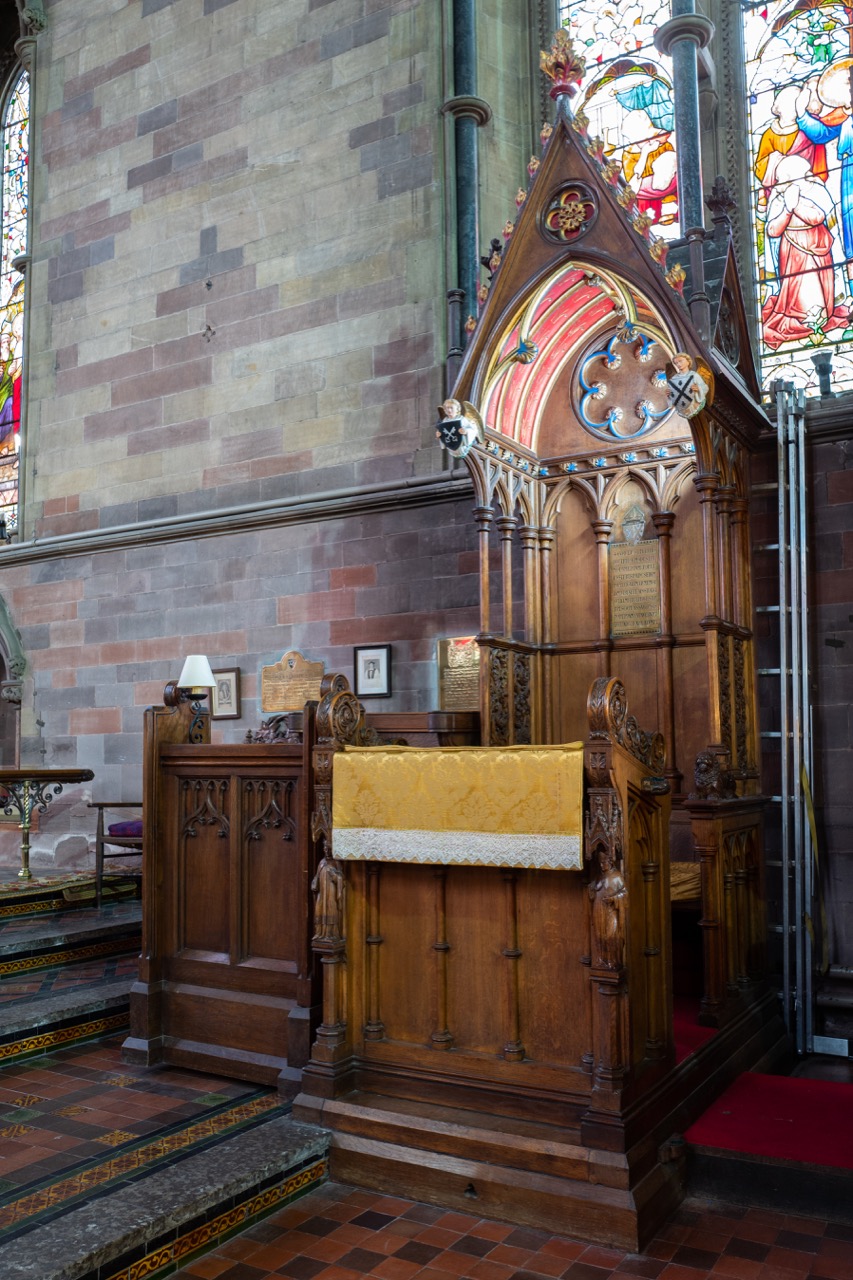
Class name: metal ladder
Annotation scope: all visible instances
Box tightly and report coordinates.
[754,382,814,1055]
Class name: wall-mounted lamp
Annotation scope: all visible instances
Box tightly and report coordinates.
[164,654,216,743]
[177,654,216,698]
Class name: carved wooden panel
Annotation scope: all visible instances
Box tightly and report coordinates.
[488,647,509,745]
[180,778,230,956]
[128,732,318,1089]
[243,778,299,966]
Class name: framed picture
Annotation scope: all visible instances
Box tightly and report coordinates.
[353,645,392,698]
[211,668,241,719]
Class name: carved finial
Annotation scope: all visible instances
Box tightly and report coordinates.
[601,159,621,186]
[540,29,586,101]
[571,107,589,135]
[633,211,654,239]
[706,175,736,241]
[616,184,637,213]
[665,262,686,295]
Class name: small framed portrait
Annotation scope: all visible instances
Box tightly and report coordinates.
[211,668,241,719]
[353,645,392,698]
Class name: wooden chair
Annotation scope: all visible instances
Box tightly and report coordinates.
[88,801,143,906]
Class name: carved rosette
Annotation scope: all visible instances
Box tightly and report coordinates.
[513,652,531,744]
[541,183,598,244]
[489,648,509,746]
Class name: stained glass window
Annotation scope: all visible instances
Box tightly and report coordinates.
[744,2,853,395]
[0,70,27,532]
[558,0,680,240]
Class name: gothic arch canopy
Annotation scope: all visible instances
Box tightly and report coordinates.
[450,72,767,477]
[472,258,685,457]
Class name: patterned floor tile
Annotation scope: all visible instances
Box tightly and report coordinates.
[160,1183,853,1280]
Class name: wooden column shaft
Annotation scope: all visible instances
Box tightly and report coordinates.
[592,519,614,678]
[497,514,517,639]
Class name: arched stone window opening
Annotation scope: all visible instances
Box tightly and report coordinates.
[0,62,28,535]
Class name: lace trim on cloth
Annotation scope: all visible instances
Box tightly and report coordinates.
[333,827,582,870]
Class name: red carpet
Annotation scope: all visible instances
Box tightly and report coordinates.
[684,1072,853,1169]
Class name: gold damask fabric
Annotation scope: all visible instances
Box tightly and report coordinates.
[332,744,584,870]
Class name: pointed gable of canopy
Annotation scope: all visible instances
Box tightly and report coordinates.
[449,39,765,467]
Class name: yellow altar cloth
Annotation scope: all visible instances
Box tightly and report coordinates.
[332,744,584,870]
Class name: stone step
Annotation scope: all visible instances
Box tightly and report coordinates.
[685,1143,853,1225]
[0,976,134,1065]
[0,902,142,975]
[0,902,142,1065]
[1,1114,329,1280]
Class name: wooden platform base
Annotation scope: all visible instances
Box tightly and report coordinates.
[294,990,788,1251]
[294,1089,683,1251]
[124,980,319,1096]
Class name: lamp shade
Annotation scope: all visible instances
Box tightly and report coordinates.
[177,654,216,691]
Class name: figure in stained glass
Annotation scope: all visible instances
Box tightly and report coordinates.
[0,70,28,530]
[559,0,680,237]
[795,61,853,282]
[745,0,853,391]
[761,153,849,347]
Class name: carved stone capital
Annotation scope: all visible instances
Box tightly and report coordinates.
[14,36,36,70]
[441,95,493,127]
[654,13,714,56]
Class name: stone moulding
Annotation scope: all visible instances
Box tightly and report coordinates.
[0,473,475,567]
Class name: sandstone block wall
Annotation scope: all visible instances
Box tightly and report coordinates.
[2,0,541,865]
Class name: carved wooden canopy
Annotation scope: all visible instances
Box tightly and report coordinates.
[451,92,767,484]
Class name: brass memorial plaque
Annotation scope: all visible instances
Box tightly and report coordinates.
[261,651,326,712]
[609,540,661,637]
[437,636,480,711]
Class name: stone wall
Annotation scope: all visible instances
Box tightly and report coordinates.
[28,0,446,538]
[1,0,515,866]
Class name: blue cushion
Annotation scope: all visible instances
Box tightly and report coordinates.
[107,818,143,838]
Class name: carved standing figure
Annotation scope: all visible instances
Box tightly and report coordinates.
[311,851,344,943]
[589,849,627,969]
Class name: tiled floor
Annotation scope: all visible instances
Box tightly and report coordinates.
[0,1034,285,1241]
[170,1181,853,1280]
